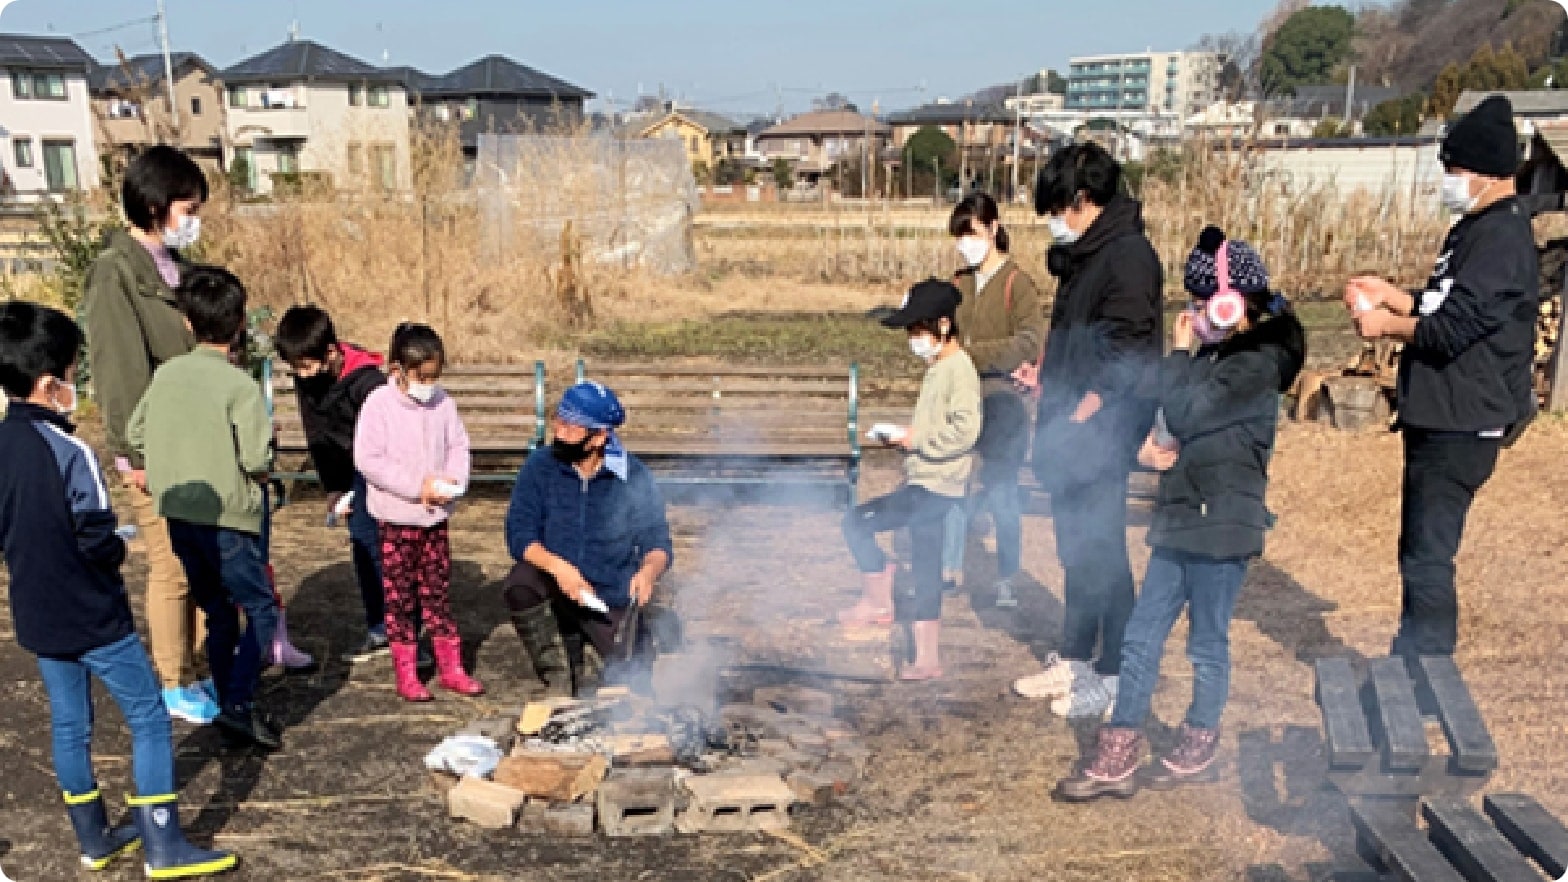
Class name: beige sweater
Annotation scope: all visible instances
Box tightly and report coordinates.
[904,349,982,497]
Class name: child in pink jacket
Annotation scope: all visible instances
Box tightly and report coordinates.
[353,323,480,702]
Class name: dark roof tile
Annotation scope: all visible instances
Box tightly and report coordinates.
[415,54,592,99]
[223,39,398,84]
[0,34,91,71]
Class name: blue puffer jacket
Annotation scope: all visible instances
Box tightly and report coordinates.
[504,448,674,608]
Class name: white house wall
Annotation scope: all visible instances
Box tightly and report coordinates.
[0,69,101,196]
[226,82,411,194]
[1254,142,1442,203]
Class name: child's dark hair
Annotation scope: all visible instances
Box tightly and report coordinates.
[908,316,960,342]
[1034,143,1122,215]
[175,265,247,345]
[275,305,339,363]
[0,301,82,399]
[122,146,209,233]
[390,323,444,369]
[949,194,1010,253]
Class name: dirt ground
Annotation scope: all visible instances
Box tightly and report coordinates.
[2,417,1567,882]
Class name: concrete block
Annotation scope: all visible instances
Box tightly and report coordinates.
[678,774,796,833]
[715,757,790,778]
[596,768,677,837]
[539,803,596,837]
[753,685,834,718]
[447,776,528,829]
[493,751,608,802]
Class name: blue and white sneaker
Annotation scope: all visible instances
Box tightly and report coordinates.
[163,683,220,725]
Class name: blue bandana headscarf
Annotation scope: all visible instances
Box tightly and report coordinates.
[556,381,629,480]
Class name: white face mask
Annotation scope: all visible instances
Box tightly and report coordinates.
[163,214,201,250]
[1440,173,1477,215]
[909,335,942,362]
[1048,215,1079,244]
[956,236,990,268]
[50,377,77,415]
[405,381,438,403]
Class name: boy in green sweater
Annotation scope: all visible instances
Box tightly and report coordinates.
[838,279,982,681]
[128,266,281,751]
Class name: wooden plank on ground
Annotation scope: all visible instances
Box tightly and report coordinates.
[1419,656,1498,773]
[1368,657,1429,772]
[1484,794,1568,879]
[1316,658,1376,770]
[1422,798,1542,882]
[1351,800,1466,882]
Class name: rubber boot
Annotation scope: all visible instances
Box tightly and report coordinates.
[390,643,432,702]
[130,794,237,878]
[510,605,573,697]
[837,564,895,627]
[433,637,484,696]
[63,790,140,871]
[268,606,316,671]
[899,620,944,681]
[1056,727,1145,802]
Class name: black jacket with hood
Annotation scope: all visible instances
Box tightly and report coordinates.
[1147,309,1307,560]
[1032,194,1164,491]
[292,344,387,493]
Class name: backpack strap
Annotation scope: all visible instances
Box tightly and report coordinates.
[1003,267,1020,313]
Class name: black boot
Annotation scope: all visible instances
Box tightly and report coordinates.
[130,795,237,878]
[63,789,140,870]
[510,604,573,697]
[215,704,282,752]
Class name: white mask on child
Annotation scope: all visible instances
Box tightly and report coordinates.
[163,215,201,250]
[406,382,438,403]
[909,336,942,362]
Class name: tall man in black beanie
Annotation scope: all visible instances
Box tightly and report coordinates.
[1344,94,1539,665]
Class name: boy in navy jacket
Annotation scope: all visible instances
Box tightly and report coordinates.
[0,302,233,877]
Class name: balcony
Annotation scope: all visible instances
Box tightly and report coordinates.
[231,106,311,140]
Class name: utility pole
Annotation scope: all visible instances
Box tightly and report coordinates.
[1011,76,1024,200]
[156,0,179,136]
[1344,64,1357,134]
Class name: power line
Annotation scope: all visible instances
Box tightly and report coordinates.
[72,14,159,41]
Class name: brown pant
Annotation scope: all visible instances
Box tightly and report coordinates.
[124,484,205,688]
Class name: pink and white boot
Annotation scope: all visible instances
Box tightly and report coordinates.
[267,565,315,670]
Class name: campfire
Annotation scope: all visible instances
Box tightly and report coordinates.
[428,642,869,837]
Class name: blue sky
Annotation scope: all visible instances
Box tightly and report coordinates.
[5,0,1282,117]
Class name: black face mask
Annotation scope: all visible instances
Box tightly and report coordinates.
[551,437,595,464]
[295,372,335,397]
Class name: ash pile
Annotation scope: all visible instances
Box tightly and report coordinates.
[428,647,870,837]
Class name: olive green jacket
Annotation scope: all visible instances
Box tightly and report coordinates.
[953,259,1047,395]
[81,229,194,467]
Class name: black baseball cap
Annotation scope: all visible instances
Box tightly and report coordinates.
[880,279,962,328]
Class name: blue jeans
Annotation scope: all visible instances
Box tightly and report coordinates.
[167,520,278,713]
[942,390,1028,579]
[348,472,386,632]
[1109,548,1249,732]
[37,633,175,797]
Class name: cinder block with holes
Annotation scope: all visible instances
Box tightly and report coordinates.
[596,768,677,837]
[678,774,796,833]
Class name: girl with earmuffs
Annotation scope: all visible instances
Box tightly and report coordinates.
[1056,226,1305,802]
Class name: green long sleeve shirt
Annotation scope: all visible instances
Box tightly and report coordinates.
[128,347,272,535]
[904,349,982,498]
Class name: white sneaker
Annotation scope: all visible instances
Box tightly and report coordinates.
[1012,653,1093,700]
[1051,674,1114,719]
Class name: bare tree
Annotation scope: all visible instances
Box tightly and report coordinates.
[1193,31,1263,101]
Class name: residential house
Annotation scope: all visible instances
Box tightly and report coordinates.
[1260,84,1400,139]
[403,54,593,162]
[623,108,747,178]
[1067,50,1224,119]
[88,52,226,175]
[1006,91,1065,117]
[1452,89,1568,142]
[222,38,411,194]
[0,34,99,197]
[1184,100,1257,140]
[1248,136,1440,201]
[886,100,1018,151]
[754,109,890,183]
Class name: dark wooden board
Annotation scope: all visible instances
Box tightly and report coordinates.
[1484,794,1568,879]
[1419,657,1498,774]
[1351,800,1466,882]
[1317,658,1376,770]
[1369,658,1430,772]
[1422,798,1541,882]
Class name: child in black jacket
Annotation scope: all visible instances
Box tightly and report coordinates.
[0,302,234,876]
[1057,228,1306,801]
[274,305,390,662]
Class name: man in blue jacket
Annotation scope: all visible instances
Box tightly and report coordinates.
[503,381,673,696]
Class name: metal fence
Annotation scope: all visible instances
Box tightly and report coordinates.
[474,134,699,275]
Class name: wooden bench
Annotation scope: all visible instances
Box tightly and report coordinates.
[1350,794,1568,882]
[268,361,548,484]
[1314,657,1498,801]
[569,360,862,502]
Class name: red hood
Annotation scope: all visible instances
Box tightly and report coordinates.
[339,343,384,376]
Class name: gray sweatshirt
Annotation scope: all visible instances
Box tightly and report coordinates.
[904,349,982,497]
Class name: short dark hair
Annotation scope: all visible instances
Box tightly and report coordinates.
[908,316,960,342]
[275,305,339,363]
[0,301,82,399]
[175,265,247,345]
[1034,143,1122,215]
[949,193,1010,253]
[390,323,444,369]
[122,146,208,233]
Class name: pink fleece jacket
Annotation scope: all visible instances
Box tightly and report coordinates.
[354,383,471,527]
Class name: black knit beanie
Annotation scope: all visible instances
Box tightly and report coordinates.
[1441,95,1520,178]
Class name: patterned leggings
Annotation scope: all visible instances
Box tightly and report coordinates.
[379,522,458,645]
